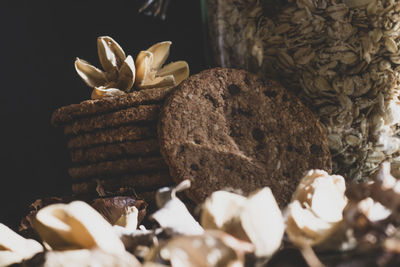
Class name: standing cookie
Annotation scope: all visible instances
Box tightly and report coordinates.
[158,68,332,207]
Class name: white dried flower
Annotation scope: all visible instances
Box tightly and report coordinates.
[135,41,189,89]
[286,169,348,247]
[75,36,136,100]
[201,188,284,258]
[33,201,125,254]
[0,223,43,266]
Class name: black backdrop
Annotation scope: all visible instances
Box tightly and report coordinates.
[0,0,207,228]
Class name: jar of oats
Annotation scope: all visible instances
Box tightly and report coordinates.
[203,0,400,182]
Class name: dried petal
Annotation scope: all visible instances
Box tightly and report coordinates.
[139,75,176,89]
[240,187,284,257]
[156,60,189,85]
[97,36,126,74]
[74,58,106,88]
[40,248,140,267]
[33,201,125,254]
[148,230,251,267]
[151,180,204,235]
[201,190,247,231]
[91,87,125,99]
[147,41,171,70]
[286,170,347,247]
[115,55,135,92]
[0,224,43,266]
[135,50,154,87]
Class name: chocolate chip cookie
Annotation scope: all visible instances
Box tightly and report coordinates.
[51,87,172,126]
[71,139,160,164]
[158,68,332,207]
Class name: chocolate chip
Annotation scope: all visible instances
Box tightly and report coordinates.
[256,144,265,151]
[194,139,201,145]
[228,84,241,95]
[190,164,199,171]
[204,94,218,108]
[238,108,252,117]
[295,147,303,154]
[310,144,323,154]
[252,128,265,142]
[264,90,277,98]
[225,165,233,171]
[244,76,250,85]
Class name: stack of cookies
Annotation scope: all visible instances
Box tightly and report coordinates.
[51,87,176,205]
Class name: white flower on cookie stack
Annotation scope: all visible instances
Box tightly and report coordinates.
[75,37,189,99]
[135,41,189,89]
[285,169,348,247]
[75,36,136,99]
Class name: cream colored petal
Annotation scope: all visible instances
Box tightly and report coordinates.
[91,87,125,99]
[33,203,78,250]
[75,58,107,88]
[201,190,247,230]
[240,187,284,257]
[0,251,24,267]
[139,75,176,89]
[33,201,125,254]
[97,36,126,74]
[311,178,347,223]
[66,201,125,254]
[42,249,141,267]
[147,41,172,70]
[135,50,154,87]
[0,223,43,265]
[115,55,135,92]
[286,201,333,246]
[157,60,189,86]
[114,206,139,232]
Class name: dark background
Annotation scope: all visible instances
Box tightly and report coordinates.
[0,0,208,229]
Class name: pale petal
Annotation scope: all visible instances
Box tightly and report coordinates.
[33,201,125,254]
[74,58,107,88]
[91,87,125,99]
[97,36,126,76]
[287,201,333,244]
[135,50,154,86]
[139,75,176,89]
[147,41,172,70]
[157,60,189,86]
[240,187,284,257]
[33,203,78,250]
[115,55,135,92]
[201,190,247,230]
[0,224,43,263]
[311,178,347,223]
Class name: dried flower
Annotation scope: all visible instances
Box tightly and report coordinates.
[146,230,252,267]
[286,169,348,247]
[75,36,135,99]
[135,41,189,89]
[0,223,43,266]
[201,188,284,258]
[75,37,189,100]
[33,201,125,254]
[151,180,204,235]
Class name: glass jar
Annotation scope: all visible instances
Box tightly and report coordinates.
[202,0,400,182]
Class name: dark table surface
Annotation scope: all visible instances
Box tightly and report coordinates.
[0,0,208,229]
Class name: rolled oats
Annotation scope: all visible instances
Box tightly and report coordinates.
[207,0,400,181]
